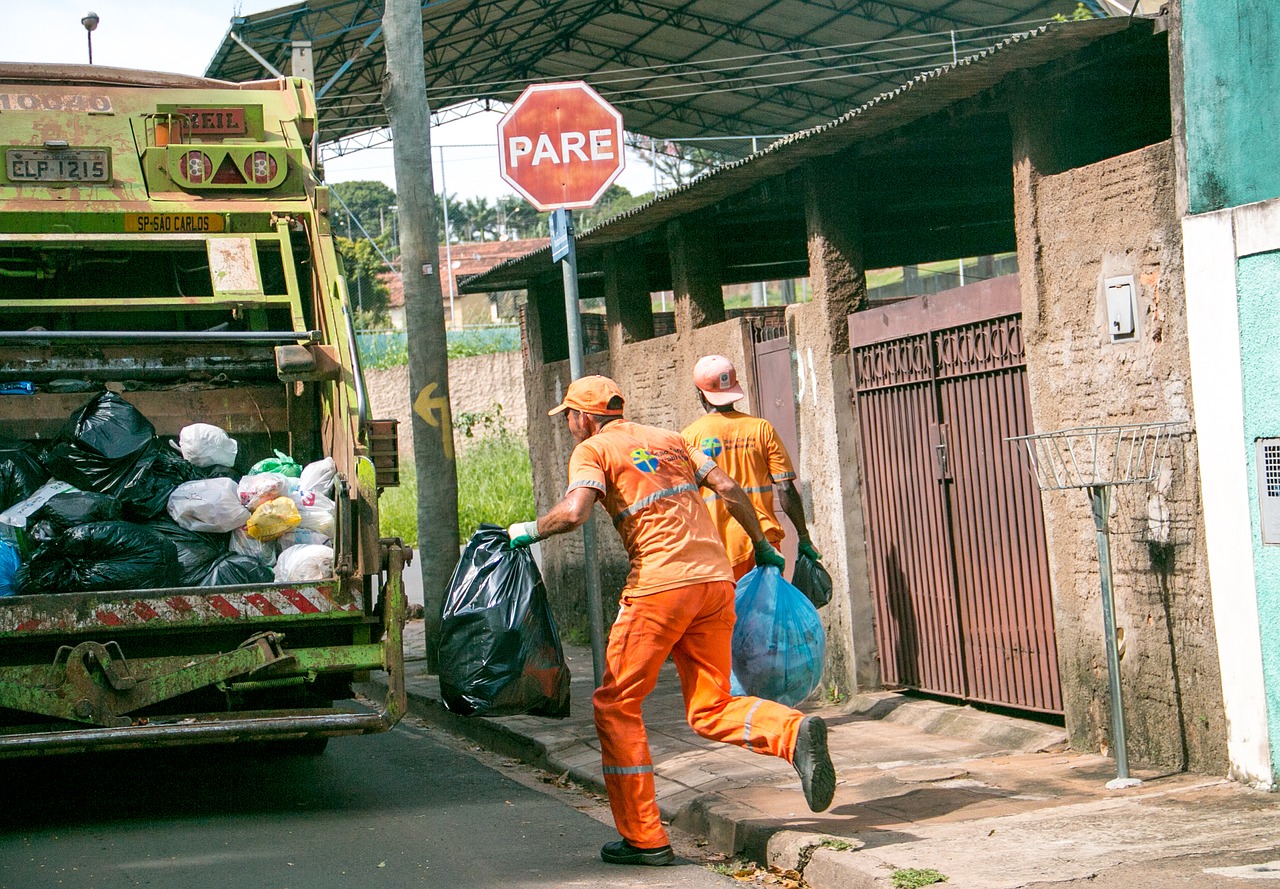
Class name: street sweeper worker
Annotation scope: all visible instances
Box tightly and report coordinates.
[507,374,836,867]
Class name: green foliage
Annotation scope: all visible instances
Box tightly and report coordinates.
[820,838,854,852]
[1052,2,1095,21]
[331,180,397,237]
[892,868,948,888]
[377,420,535,547]
[337,236,391,325]
[355,326,520,371]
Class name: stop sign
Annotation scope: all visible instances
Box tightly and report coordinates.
[497,81,625,212]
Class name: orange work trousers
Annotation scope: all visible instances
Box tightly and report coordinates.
[592,579,804,849]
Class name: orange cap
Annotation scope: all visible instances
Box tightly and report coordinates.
[548,375,626,416]
[693,355,744,406]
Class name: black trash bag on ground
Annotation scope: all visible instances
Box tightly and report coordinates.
[791,552,833,609]
[0,439,48,511]
[439,525,570,718]
[199,553,273,586]
[42,392,155,495]
[29,491,121,544]
[117,441,203,521]
[146,518,228,587]
[16,521,178,595]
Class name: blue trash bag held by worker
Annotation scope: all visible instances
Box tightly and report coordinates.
[439,525,571,718]
[729,565,825,707]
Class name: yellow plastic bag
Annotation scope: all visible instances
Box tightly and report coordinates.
[246,496,301,541]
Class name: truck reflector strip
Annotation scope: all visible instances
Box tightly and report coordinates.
[0,586,359,635]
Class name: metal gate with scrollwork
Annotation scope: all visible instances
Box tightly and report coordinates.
[849,276,1061,714]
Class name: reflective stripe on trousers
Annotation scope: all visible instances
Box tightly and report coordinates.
[592,580,804,849]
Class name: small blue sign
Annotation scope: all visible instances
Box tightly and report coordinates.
[550,208,571,263]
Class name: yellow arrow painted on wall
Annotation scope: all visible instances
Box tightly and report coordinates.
[413,382,455,461]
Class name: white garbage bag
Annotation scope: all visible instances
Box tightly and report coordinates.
[167,478,250,533]
[237,472,291,511]
[297,458,336,496]
[230,527,278,566]
[290,490,336,537]
[275,543,334,583]
[171,424,238,468]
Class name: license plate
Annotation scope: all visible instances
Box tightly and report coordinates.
[124,213,226,234]
[7,148,110,183]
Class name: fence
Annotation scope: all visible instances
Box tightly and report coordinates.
[356,325,521,369]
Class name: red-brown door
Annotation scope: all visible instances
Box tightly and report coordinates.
[849,276,1061,714]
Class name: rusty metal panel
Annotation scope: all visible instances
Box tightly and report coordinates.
[751,325,800,570]
[850,275,1061,714]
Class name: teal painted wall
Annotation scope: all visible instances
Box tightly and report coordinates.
[1182,0,1280,213]
[1237,250,1280,775]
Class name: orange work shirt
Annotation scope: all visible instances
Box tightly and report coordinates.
[681,410,796,567]
[568,419,732,597]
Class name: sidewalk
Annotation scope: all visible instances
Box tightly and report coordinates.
[370,620,1280,888]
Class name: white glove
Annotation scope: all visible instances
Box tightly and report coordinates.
[508,521,541,549]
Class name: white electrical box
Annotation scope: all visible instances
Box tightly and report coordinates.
[1105,275,1137,342]
[1257,438,1280,545]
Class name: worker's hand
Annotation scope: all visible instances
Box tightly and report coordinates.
[798,536,823,562]
[507,521,542,549]
[753,538,785,571]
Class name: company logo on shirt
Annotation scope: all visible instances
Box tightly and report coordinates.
[700,436,723,458]
[630,448,661,473]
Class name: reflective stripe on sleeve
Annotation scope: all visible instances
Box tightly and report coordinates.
[695,458,717,482]
[743,699,765,745]
[771,472,797,482]
[612,483,699,525]
[569,479,606,494]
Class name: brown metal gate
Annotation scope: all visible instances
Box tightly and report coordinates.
[748,309,800,570]
[849,276,1061,714]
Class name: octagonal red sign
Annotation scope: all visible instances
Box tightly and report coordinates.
[497,81,625,212]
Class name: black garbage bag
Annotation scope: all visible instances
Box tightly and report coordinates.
[791,552,833,609]
[439,525,570,718]
[42,392,155,495]
[117,441,203,521]
[29,491,121,544]
[16,521,178,595]
[199,553,273,586]
[0,439,48,511]
[146,518,228,587]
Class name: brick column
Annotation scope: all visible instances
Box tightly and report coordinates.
[604,245,655,354]
[666,216,725,335]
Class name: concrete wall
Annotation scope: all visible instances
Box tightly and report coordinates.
[1016,139,1226,772]
[524,322,757,636]
[1181,0,1280,213]
[364,350,527,456]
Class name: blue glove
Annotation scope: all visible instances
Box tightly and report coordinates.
[753,538,785,570]
[507,521,542,549]
[798,536,823,562]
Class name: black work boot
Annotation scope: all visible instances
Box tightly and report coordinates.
[792,716,836,812]
[600,839,675,866]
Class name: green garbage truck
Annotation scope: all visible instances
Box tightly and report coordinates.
[0,63,407,755]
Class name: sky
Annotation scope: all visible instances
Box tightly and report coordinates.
[0,0,658,202]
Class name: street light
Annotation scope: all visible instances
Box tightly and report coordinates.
[81,11,99,65]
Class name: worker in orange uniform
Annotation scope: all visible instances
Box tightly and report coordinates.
[682,354,822,581]
[508,375,835,867]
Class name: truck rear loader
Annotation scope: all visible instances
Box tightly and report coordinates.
[0,63,407,756]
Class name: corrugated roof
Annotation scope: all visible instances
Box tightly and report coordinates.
[458,16,1149,292]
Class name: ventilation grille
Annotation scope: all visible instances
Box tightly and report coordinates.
[1266,443,1280,499]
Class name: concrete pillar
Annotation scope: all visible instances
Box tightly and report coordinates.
[798,155,879,695]
[524,276,568,367]
[666,217,725,334]
[604,245,654,354]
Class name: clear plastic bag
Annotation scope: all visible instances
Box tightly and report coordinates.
[729,566,826,707]
[237,472,291,511]
[274,543,334,582]
[230,527,278,566]
[0,541,18,597]
[167,478,250,533]
[438,525,571,718]
[171,423,238,468]
[278,528,330,550]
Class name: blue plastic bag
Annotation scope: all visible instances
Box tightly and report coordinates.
[0,540,19,597]
[729,566,825,707]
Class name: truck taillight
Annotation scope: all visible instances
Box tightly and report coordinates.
[244,150,277,185]
[180,150,213,184]
[168,146,287,190]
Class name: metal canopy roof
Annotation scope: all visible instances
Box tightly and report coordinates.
[205,0,1109,155]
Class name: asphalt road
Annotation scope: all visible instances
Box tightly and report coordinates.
[0,719,734,889]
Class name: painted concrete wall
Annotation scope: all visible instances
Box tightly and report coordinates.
[1237,248,1280,781]
[1182,199,1280,789]
[365,351,528,456]
[1016,140,1226,772]
[1181,0,1280,213]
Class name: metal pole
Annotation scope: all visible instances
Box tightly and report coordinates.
[560,210,607,688]
[1090,484,1141,787]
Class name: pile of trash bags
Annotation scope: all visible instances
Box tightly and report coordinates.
[0,391,338,597]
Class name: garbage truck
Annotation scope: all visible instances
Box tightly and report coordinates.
[0,63,407,755]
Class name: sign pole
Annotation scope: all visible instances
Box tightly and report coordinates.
[554,209,607,688]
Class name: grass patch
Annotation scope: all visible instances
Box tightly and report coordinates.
[378,431,535,546]
[819,838,854,852]
[892,867,948,888]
